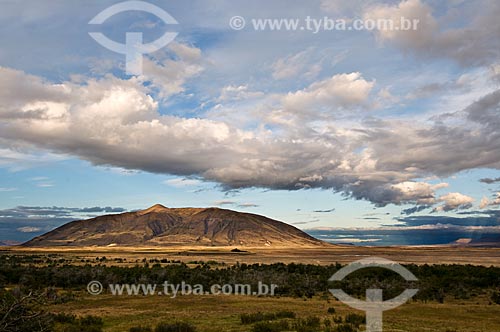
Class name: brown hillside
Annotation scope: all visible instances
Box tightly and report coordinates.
[24,204,325,248]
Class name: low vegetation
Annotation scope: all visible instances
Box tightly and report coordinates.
[1,255,499,303]
[1,254,500,331]
[0,290,104,332]
[241,310,296,324]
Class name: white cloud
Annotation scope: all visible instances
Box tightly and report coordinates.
[490,63,500,81]
[28,176,54,188]
[213,200,236,206]
[320,0,374,15]
[1,63,500,209]
[218,85,264,102]
[434,192,475,212]
[363,0,500,66]
[100,167,139,176]
[17,226,42,233]
[364,0,436,50]
[238,203,259,208]
[493,193,500,206]
[140,42,204,99]
[271,48,322,80]
[391,181,448,205]
[480,196,490,209]
[0,187,17,192]
[212,200,258,208]
[0,148,66,172]
[29,176,49,181]
[0,0,498,221]
[480,192,500,208]
[282,72,375,111]
[164,178,202,187]
[36,183,54,188]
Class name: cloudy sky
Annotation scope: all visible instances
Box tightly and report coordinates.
[1,0,500,243]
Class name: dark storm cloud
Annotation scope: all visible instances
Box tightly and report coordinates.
[480,177,500,184]
[313,208,336,213]
[396,210,500,227]
[0,205,127,243]
[78,206,126,213]
[401,205,431,215]
[0,206,126,217]
[291,219,320,226]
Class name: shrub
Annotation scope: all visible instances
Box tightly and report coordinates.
[293,316,321,332]
[155,322,196,332]
[130,327,153,332]
[241,312,270,324]
[334,324,357,332]
[0,290,53,332]
[51,313,104,332]
[491,291,500,304]
[275,310,296,319]
[52,313,77,324]
[80,315,104,326]
[251,320,289,332]
[241,311,295,324]
[344,313,365,327]
[327,307,336,314]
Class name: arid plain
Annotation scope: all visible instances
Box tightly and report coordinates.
[3,245,500,266]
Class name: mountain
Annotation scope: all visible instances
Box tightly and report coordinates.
[24,204,325,248]
[0,240,21,246]
[451,235,500,248]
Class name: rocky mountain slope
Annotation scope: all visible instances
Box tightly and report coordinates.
[24,204,325,248]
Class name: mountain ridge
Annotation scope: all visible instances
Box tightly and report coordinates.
[24,204,326,248]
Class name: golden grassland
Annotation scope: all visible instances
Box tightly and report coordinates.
[3,246,500,331]
[3,245,500,266]
[48,292,500,332]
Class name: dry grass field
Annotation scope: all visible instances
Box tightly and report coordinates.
[2,246,500,332]
[3,245,500,266]
[46,292,500,332]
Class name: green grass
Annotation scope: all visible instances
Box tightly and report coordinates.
[47,293,500,332]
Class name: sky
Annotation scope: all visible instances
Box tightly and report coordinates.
[1,0,500,244]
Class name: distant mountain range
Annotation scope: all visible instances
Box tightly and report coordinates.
[0,240,21,246]
[450,235,500,248]
[306,227,500,247]
[24,204,325,248]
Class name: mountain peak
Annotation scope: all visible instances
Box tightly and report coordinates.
[141,204,169,214]
[24,205,326,248]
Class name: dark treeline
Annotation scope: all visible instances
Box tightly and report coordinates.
[1,255,499,303]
